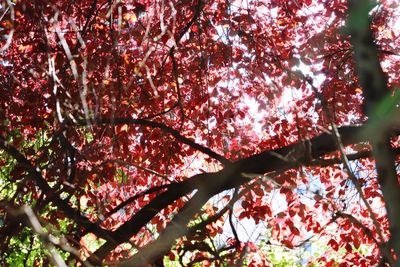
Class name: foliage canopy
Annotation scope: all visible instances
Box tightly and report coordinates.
[0,0,399,266]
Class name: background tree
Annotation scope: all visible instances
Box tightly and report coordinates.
[0,0,399,266]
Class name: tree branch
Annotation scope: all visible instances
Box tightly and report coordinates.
[86,125,400,264]
[0,136,115,244]
[118,190,213,267]
[78,117,232,166]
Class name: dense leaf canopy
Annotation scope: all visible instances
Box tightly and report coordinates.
[0,0,399,266]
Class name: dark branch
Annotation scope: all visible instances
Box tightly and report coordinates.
[103,183,172,218]
[87,125,399,264]
[0,136,115,244]
[118,190,213,267]
[77,117,232,166]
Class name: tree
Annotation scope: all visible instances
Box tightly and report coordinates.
[0,0,399,266]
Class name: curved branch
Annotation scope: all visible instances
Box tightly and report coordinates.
[103,183,172,219]
[0,136,115,243]
[86,172,216,264]
[77,117,232,166]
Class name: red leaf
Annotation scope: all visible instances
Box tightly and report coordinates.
[289,225,300,236]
